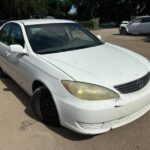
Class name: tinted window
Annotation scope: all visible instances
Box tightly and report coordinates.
[132,18,142,23]
[10,24,24,47]
[0,24,11,45]
[142,17,150,23]
[26,23,104,54]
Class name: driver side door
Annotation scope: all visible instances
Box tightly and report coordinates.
[0,23,13,74]
[6,23,30,90]
[127,18,142,34]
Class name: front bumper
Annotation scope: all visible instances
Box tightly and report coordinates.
[54,83,150,135]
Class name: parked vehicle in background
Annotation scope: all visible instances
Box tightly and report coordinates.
[99,21,118,28]
[120,16,150,35]
[30,15,44,19]
[45,16,55,19]
[30,15,55,19]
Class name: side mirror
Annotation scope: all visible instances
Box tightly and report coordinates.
[96,35,102,40]
[10,44,27,54]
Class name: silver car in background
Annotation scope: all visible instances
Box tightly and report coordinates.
[120,16,150,35]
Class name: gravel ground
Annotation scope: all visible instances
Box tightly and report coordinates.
[0,28,150,150]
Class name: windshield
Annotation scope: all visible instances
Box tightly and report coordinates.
[25,23,104,54]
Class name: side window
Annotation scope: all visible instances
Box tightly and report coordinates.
[10,24,25,47]
[142,17,150,23]
[132,18,142,23]
[0,24,11,45]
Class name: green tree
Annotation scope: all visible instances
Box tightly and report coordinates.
[0,0,150,21]
[70,0,150,21]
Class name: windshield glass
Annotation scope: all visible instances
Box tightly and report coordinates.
[25,23,104,54]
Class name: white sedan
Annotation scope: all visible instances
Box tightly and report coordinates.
[120,16,150,35]
[0,19,150,135]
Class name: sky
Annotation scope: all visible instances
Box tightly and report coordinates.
[68,4,77,15]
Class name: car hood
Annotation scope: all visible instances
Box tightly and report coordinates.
[121,21,129,24]
[38,43,149,88]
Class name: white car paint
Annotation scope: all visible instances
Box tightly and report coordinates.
[0,19,150,135]
[39,43,148,87]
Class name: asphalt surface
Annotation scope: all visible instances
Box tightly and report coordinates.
[0,28,150,150]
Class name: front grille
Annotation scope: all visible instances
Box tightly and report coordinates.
[114,72,150,94]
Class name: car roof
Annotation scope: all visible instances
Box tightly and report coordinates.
[135,16,150,19]
[9,19,75,26]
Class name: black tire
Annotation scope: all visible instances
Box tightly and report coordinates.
[0,67,7,78]
[32,86,60,126]
[120,28,128,35]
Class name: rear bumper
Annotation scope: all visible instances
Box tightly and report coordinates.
[54,83,150,135]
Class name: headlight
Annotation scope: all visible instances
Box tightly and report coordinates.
[62,80,119,101]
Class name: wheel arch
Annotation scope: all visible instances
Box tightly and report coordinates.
[32,80,45,92]
[32,80,61,124]
[32,80,56,103]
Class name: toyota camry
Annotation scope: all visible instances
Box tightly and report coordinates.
[0,19,150,135]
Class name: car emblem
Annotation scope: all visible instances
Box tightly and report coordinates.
[137,80,143,88]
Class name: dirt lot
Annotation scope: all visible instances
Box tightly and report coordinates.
[0,28,150,150]
[93,28,150,59]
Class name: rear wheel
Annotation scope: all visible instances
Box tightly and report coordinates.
[32,86,60,126]
[120,28,128,35]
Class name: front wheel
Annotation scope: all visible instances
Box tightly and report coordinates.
[32,86,60,126]
[120,28,128,35]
